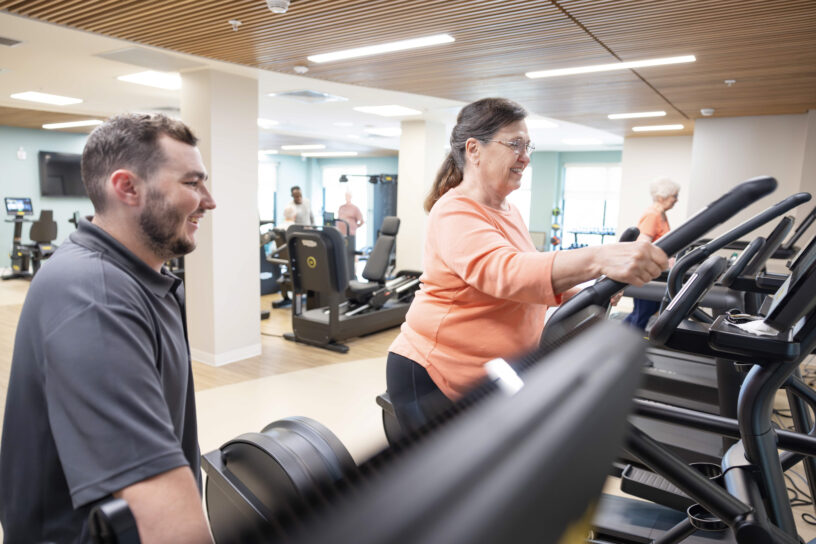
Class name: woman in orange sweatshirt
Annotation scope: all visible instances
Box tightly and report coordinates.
[622,177,680,330]
[387,98,668,432]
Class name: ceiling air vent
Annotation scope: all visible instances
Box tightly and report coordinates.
[270,90,348,104]
[0,36,22,47]
[96,47,203,71]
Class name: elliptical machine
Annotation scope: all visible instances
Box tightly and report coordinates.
[3,197,58,280]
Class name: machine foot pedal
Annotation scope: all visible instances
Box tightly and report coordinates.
[620,464,694,511]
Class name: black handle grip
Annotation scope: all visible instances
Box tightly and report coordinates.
[742,215,794,276]
[783,203,816,249]
[88,498,140,544]
[721,237,765,288]
[594,227,643,311]
[650,255,728,346]
[618,226,640,243]
[546,176,776,329]
[666,191,807,299]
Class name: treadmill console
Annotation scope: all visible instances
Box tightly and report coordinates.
[765,234,816,332]
[4,197,33,216]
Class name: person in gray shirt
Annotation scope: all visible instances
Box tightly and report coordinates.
[0,114,216,543]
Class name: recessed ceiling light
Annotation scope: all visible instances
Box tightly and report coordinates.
[608,111,667,120]
[117,71,181,90]
[308,33,454,63]
[301,151,359,158]
[269,89,348,103]
[632,124,685,132]
[281,144,326,150]
[258,149,279,159]
[562,138,603,145]
[526,118,558,128]
[11,91,82,105]
[42,119,104,130]
[257,118,279,129]
[526,55,696,79]
[353,105,421,117]
[365,127,402,137]
[333,121,354,127]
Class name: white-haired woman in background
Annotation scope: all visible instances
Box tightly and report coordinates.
[623,177,681,330]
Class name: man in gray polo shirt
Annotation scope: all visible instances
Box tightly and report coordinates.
[0,114,216,543]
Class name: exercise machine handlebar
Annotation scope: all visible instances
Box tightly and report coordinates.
[649,255,728,346]
[667,191,810,300]
[547,175,777,329]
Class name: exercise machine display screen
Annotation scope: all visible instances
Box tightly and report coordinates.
[765,233,816,331]
[4,197,33,216]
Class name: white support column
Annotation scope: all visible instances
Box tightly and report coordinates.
[396,120,446,271]
[181,69,261,366]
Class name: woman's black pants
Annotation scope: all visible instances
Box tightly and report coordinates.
[386,352,454,434]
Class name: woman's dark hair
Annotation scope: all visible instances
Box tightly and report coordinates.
[424,97,527,212]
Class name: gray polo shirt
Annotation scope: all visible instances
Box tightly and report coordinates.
[0,220,200,543]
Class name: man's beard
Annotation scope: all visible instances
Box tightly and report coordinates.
[139,187,196,261]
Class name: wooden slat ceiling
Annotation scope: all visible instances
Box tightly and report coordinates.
[1,0,815,137]
[0,106,106,133]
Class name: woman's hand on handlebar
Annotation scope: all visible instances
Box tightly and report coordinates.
[596,242,668,287]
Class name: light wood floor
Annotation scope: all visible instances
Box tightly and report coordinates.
[191,293,400,391]
[0,280,399,431]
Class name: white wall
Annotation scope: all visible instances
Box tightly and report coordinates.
[795,110,816,246]
[617,136,693,237]
[688,114,809,238]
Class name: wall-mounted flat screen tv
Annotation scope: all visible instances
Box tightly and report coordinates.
[38,151,87,197]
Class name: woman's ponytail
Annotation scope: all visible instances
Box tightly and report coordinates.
[424,153,463,212]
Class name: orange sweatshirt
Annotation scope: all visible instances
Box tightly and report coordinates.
[638,203,670,241]
[389,186,561,400]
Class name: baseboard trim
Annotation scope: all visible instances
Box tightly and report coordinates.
[191,343,262,367]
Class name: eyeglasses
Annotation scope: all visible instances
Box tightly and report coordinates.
[487,139,535,155]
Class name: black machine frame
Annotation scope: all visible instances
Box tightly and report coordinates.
[282,222,419,353]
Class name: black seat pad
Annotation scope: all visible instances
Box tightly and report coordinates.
[347,280,380,301]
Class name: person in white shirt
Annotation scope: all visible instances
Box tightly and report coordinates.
[284,185,314,225]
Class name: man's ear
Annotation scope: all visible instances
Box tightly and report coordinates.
[109,169,142,207]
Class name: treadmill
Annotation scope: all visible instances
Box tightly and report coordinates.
[630,194,810,464]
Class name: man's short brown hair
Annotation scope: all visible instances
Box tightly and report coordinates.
[81,113,198,212]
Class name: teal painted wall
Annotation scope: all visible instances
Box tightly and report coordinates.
[269,154,398,236]
[314,155,398,247]
[528,150,621,249]
[529,152,560,233]
[0,126,93,269]
[270,154,312,222]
